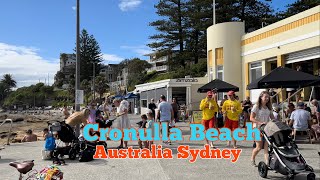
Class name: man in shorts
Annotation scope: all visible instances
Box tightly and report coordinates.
[200,90,218,148]
[222,91,242,148]
[157,95,174,144]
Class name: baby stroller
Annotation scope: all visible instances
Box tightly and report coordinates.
[48,121,80,162]
[258,121,315,180]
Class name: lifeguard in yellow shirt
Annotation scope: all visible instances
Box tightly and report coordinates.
[222,90,242,148]
[200,90,218,147]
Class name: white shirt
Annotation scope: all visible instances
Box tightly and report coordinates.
[290,109,310,130]
[251,104,272,128]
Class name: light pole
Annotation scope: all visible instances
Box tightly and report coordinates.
[91,61,96,101]
[75,0,80,137]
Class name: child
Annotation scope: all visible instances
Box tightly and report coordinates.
[146,112,155,149]
[138,114,148,149]
[42,128,56,160]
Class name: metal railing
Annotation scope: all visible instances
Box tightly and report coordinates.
[0,119,13,145]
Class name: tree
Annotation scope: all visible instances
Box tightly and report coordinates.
[234,0,274,32]
[0,82,9,102]
[81,79,91,104]
[277,0,320,19]
[54,71,65,88]
[119,58,152,91]
[95,76,109,100]
[185,0,213,64]
[76,29,102,82]
[148,0,188,67]
[1,74,17,89]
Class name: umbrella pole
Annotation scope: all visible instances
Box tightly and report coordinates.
[271,88,282,104]
[308,86,314,106]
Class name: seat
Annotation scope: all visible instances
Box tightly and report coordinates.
[274,144,300,158]
[9,160,34,174]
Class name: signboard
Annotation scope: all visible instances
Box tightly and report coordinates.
[75,90,84,104]
[176,78,198,82]
[191,110,202,124]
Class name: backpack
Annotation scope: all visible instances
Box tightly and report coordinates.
[79,147,95,162]
[45,136,56,151]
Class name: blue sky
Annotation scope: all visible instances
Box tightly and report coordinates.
[0,0,294,87]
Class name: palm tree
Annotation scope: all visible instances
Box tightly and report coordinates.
[1,74,17,88]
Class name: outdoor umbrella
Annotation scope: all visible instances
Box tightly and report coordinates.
[247,66,320,90]
[198,79,239,93]
[124,92,139,99]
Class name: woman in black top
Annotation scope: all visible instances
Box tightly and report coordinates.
[242,96,252,127]
[148,98,157,118]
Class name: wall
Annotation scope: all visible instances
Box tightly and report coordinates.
[207,22,245,100]
[241,6,320,99]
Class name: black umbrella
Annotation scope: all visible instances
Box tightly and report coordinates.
[247,66,320,90]
[198,79,239,93]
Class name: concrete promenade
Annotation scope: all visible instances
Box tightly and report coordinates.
[0,114,319,180]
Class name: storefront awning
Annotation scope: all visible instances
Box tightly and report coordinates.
[124,92,139,99]
[247,66,320,90]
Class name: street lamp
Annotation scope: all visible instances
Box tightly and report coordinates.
[74,0,81,137]
[90,61,96,101]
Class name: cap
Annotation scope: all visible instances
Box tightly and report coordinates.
[207,91,213,96]
[297,102,304,107]
[227,91,235,96]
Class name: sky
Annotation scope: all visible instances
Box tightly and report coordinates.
[0,0,295,88]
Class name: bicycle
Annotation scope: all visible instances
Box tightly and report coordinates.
[9,160,63,180]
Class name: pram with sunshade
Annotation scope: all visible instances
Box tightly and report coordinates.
[258,120,315,180]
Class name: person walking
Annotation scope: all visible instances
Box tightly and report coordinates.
[200,90,218,148]
[156,95,174,144]
[222,91,242,148]
[250,91,275,166]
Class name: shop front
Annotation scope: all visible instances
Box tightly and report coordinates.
[135,77,207,115]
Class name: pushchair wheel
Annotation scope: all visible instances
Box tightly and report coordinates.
[68,149,76,160]
[258,161,268,178]
[307,173,315,180]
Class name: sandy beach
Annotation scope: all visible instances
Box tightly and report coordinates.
[0,110,65,145]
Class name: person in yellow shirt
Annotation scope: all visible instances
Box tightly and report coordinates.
[200,90,218,148]
[222,91,242,148]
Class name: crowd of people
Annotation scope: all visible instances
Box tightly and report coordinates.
[199,89,320,166]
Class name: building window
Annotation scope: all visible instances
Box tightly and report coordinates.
[217,65,223,100]
[141,100,147,108]
[250,62,262,82]
[217,65,223,80]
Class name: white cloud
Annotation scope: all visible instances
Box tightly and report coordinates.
[120,45,152,57]
[119,0,142,11]
[0,43,59,88]
[102,53,124,64]
[72,6,76,11]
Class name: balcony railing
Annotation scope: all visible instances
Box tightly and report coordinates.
[149,56,168,63]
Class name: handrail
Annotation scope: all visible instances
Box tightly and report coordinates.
[0,119,13,145]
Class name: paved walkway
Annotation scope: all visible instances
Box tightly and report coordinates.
[0,115,319,180]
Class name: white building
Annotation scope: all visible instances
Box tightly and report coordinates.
[135,77,207,114]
